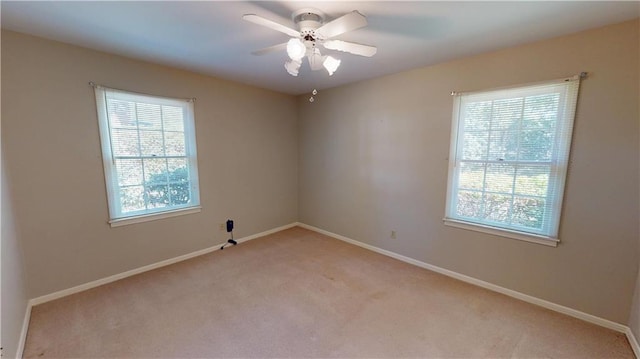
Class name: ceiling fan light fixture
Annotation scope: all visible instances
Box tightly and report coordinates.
[244,9,376,78]
[323,56,341,76]
[284,59,302,76]
[286,38,306,61]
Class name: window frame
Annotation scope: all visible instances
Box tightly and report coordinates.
[94,86,201,227]
[444,76,581,247]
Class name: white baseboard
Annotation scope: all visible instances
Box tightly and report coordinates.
[18,222,297,358]
[30,222,297,306]
[16,303,32,359]
[16,221,637,358]
[626,327,640,358]
[297,223,631,335]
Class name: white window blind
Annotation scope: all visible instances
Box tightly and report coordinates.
[94,86,200,224]
[444,77,581,244]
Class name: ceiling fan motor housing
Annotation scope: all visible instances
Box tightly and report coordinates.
[293,9,324,41]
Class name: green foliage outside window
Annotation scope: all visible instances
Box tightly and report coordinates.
[144,167,191,207]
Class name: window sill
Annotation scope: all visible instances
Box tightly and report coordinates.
[443,218,559,247]
[110,206,201,227]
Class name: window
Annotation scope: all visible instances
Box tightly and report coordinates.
[444,76,581,246]
[94,86,200,226]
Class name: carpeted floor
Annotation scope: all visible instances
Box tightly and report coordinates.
[24,227,634,358]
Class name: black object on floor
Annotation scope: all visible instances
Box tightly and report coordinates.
[221,219,236,250]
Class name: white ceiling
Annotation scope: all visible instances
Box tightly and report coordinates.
[2,1,638,95]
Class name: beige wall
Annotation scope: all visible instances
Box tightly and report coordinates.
[298,20,639,324]
[1,30,298,298]
[2,17,639,351]
[631,50,640,347]
[2,30,30,358]
[2,152,30,359]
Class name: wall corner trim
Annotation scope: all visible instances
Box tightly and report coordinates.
[626,327,640,358]
[296,222,632,335]
[16,303,32,359]
[17,222,298,358]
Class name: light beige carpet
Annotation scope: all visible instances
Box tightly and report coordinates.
[24,227,634,358]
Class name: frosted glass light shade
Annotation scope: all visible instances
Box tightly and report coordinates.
[323,56,341,76]
[286,38,306,61]
[284,59,301,76]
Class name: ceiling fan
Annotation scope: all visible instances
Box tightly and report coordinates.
[243,8,377,77]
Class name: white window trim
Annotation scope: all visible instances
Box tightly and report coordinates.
[443,218,559,247]
[109,206,202,228]
[444,75,582,247]
[94,85,201,225]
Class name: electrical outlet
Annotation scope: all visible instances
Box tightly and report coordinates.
[219,223,225,231]
[391,230,397,239]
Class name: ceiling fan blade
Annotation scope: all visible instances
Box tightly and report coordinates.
[323,40,377,57]
[315,10,368,39]
[242,14,300,38]
[251,43,287,56]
